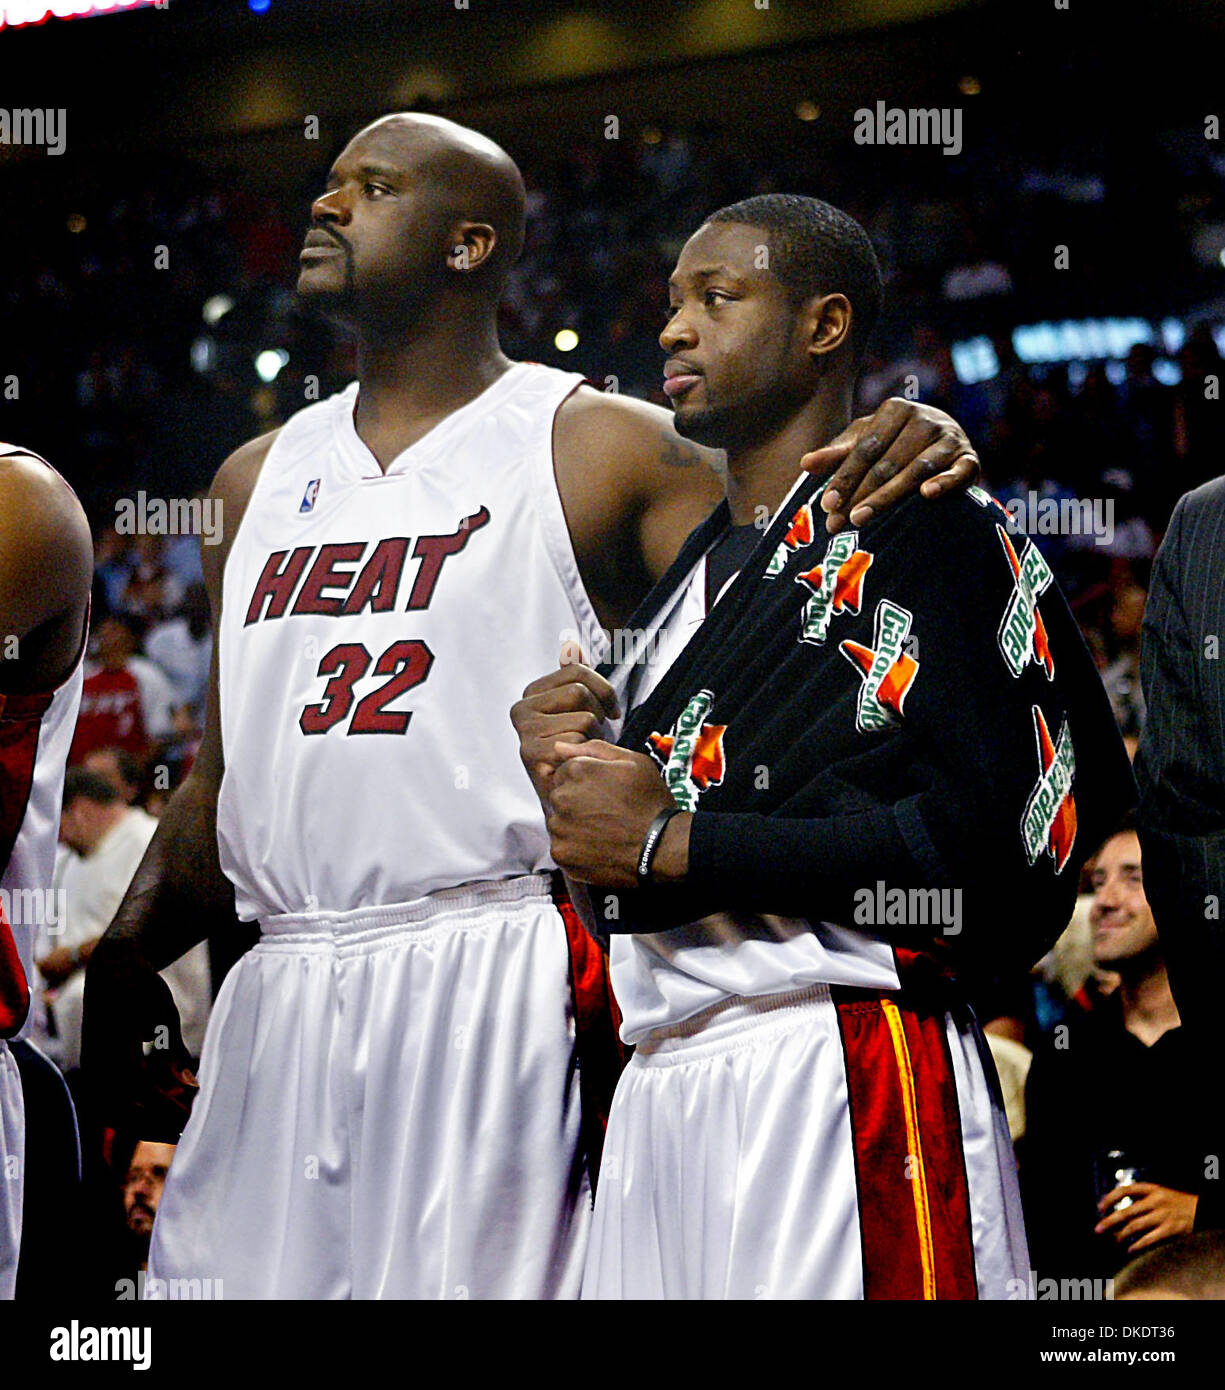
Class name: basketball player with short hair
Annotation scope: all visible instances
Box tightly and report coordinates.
[83,116,984,1299]
[515,194,1135,1298]
[0,448,92,1299]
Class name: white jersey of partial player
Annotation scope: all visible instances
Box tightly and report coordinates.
[217,363,601,921]
[1,445,86,1303]
[0,448,87,1036]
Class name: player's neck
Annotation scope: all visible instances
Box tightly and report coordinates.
[352,317,513,472]
[723,392,851,526]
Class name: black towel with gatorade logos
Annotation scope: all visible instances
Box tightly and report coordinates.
[597,474,1136,976]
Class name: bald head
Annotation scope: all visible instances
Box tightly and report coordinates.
[351,113,526,291]
[299,112,527,328]
[1116,1232,1225,1301]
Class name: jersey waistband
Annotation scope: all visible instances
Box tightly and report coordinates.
[256,874,554,947]
[632,983,835,1063]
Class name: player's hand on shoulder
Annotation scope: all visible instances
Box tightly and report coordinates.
[802,397,980,534]
[511,642,621,803]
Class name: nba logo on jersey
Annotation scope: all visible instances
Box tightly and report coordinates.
[299,479,321,513]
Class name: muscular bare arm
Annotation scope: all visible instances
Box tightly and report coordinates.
[81,430,276,1130]
[553,390,721,630]
[0,452,92,695]
[553,390,979,631]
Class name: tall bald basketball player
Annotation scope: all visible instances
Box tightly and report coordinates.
[0,449,92,1299]
[83,114,982,1299]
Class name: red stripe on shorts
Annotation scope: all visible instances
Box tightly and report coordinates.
[552,878,627,1194]
[833,988,978,1300]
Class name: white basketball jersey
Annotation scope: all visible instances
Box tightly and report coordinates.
[607,479,899,1045]
[0,447,87,1037]
[217,363,603,921]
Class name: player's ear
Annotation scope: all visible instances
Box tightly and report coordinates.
[447,221,497,274]
[805,292,852,363]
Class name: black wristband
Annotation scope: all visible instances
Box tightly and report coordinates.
[637,806,683,888]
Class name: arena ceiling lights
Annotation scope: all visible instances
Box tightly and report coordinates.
[0,0,158,30]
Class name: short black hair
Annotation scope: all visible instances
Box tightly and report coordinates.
[62,767,121,808]
[705,193,883,368]
[1101,808,1139,845]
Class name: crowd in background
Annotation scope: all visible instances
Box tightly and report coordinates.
[6,110,1225,1291]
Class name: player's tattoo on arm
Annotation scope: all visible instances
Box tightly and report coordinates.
[659,435,706,468]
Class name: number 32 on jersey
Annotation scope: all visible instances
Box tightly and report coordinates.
[299,639,434,736]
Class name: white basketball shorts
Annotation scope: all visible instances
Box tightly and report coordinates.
[0,1041,22,1300]
[583,983,1028,1299]
[147,876,590,1299]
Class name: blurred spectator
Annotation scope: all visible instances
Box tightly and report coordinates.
[153,704,203,806]
[119,535,185,624]
[92,525,133,616]
[162,511,207,593]
[1076,473,1156,563]
[69,614,176,765]
[1173,324,1225,496]
[35,771,156,1075]
[34,771,211,1076]
[119,1140,176,1276]
[1118,343,1175,511]
[1119,343,1173,450]
[1031,892,1121,1035]
[1070,364,1132,494]
[144,583,212,714]
[1100,582,1148,738]
[82,746,145,806]
[1023,816,1201,1280]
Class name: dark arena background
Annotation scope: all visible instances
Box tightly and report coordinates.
[1,0,1224,1360]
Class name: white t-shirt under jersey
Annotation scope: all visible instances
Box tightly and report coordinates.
[607,479,900,1046]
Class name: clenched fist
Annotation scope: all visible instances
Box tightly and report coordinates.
[510,642,620,804]
[548,740,689,890]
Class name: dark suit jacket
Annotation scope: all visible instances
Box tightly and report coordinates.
[1135,475,1225,1229]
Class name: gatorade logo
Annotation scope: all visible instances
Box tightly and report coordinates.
[1021,704,1077,873]
[646,688,727,811]
[996,525,1055,681]
[795,531,873,646]
[764,502,817,577]
[967,484,1007,516]
[839,599,919,733]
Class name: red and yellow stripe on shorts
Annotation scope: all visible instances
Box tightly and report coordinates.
[832,986,978,1299]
